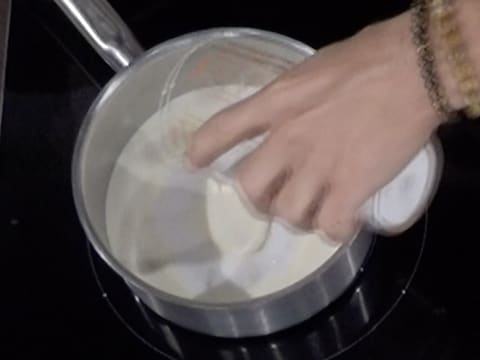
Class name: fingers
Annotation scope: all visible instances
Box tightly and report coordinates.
[314,186,362,243]
[271,158,330,230]
[187,81,307,168]
[234,136,290,214]
[187,97,267,168]
[235,145,362,243]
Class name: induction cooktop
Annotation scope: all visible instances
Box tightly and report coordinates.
[3,0,480,358]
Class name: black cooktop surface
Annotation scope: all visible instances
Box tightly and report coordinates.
[3,1,480,358]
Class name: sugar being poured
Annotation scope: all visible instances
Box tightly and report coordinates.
[106,85,340,303]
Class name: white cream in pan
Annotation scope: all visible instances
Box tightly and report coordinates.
[106,85,339,303]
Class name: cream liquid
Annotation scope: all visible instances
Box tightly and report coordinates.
[106,85,339,303]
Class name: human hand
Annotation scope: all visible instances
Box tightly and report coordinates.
[187,12,441,242]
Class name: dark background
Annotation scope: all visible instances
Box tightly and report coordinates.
[2,0,480,358]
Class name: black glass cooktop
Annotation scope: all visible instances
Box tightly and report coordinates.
[3,0,480,358]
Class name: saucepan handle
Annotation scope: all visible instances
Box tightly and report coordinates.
[53,0,144,71]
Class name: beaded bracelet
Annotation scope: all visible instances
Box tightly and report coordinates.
[430,0,480,119]
[411,0,457,123]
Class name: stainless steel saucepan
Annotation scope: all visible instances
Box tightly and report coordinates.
[56,0,372,337]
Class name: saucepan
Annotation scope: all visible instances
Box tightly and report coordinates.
[56,0,384,337]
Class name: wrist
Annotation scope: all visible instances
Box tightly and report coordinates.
[389,10,446,129]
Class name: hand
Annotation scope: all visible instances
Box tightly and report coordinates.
[187,12,441,242]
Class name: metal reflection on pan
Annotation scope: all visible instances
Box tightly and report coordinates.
[142,261,375,360]
[89,213,427,359]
